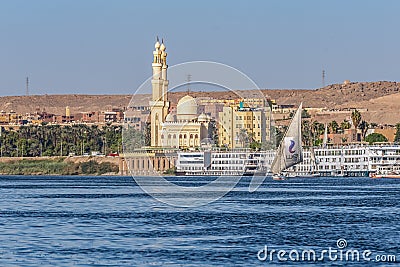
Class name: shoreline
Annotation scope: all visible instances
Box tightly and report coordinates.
[0,156,121,176]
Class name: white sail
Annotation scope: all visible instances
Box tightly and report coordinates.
[322,123,328,147]
[271,103,303,174]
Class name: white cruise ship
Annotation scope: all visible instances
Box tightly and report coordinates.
[175,144,400,177]
[176,149,275,176]
[311,144,400,177]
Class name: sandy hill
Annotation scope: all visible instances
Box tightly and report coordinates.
[0,81,399,124]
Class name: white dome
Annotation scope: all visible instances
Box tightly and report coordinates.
[177,95,198,121]
[160,42,166,51]
[155,41,161,49]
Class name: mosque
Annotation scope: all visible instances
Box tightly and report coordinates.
[149,38,212,148]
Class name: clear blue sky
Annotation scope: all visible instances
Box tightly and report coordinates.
[1,0,399,96]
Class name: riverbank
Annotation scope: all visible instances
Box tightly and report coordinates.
[0,156,120,176]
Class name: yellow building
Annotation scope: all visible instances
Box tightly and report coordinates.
[218,104,271,148]
[0,110,21,124]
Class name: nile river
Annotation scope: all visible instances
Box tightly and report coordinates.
[0,176,399,266]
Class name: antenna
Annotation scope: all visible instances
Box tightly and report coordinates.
[26,77,29,96]
[322,70,326,87]
[186,74,192,95]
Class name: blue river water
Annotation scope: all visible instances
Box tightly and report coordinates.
[0,175,399,266]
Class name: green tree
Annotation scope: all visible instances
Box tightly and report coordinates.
[329,120,339,134]
[301,109,311,118]
[273,126,286,148]
[394,123,400,143]
[0,124,123,157]
[340,119,351,130]
[122,125,146,151]
[237,128,249,148]
[310,121,324,146]
[250,141,261,150]
[302,120,312,146]
[359,120,369,140]
[144,122,151,147]
[365,133,388,144]
[351,109,362,129]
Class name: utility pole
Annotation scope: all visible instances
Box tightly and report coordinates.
[26,77,29,96]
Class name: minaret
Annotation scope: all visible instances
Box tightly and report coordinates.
[150,37,170,147]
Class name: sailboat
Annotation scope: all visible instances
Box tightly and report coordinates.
[322,123,328,147]
[271,103,303,180]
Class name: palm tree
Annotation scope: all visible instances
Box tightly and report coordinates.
[340,119,351,130]
[237,128,249,148]
[329,120,339,134]
[302,120,312,146]
[395,123,400,143]
[351,109,362,129]
[359,120,369,140]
